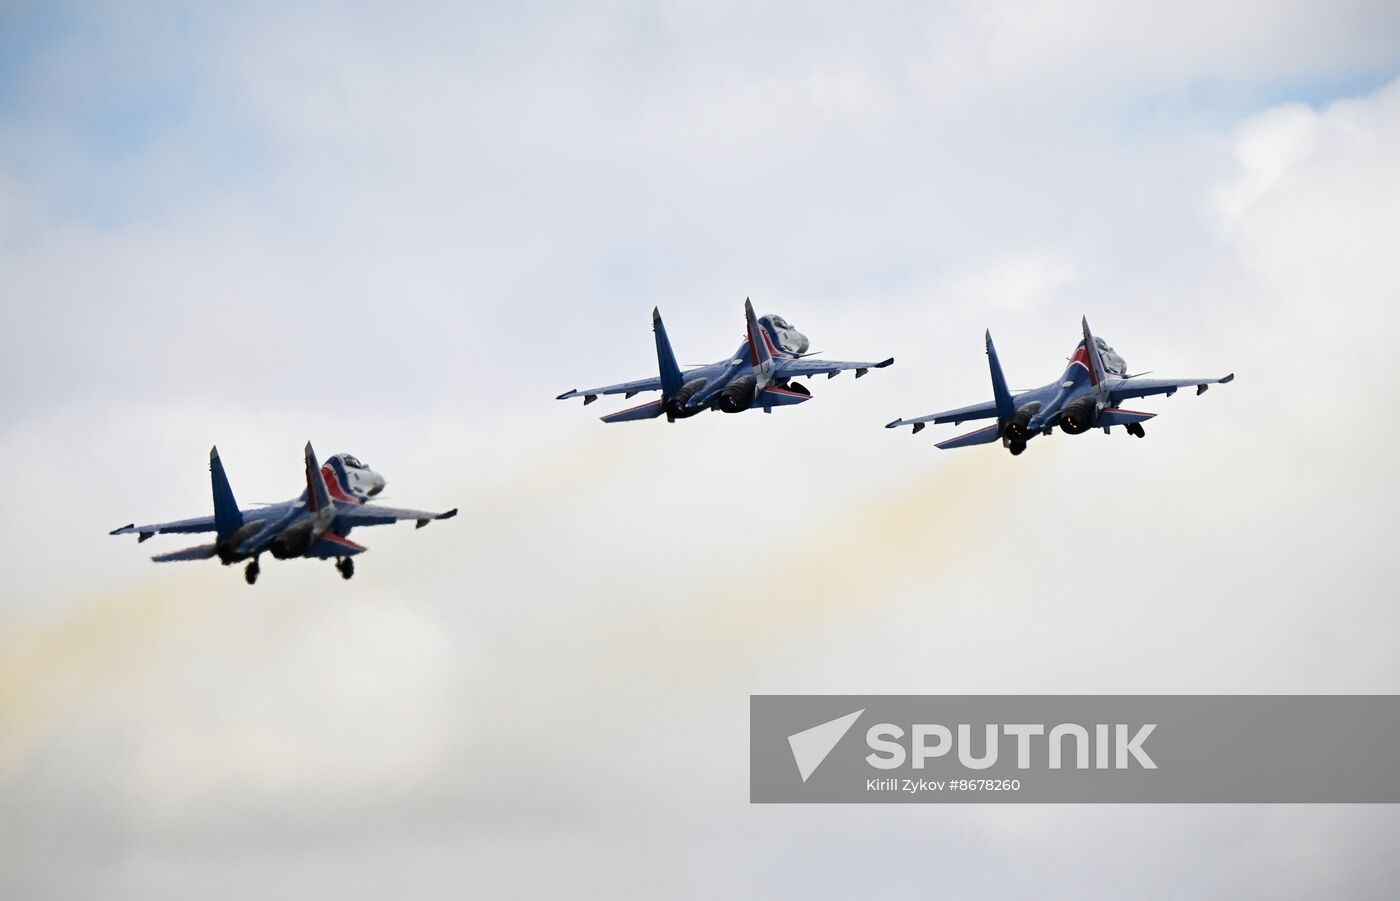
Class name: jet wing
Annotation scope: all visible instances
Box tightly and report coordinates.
[110,515,217,541]
[1108,373,1234,403]
[336,504,459,529]
[885,399,1001,429]
[776,357,894,380]
[556,377,664,404]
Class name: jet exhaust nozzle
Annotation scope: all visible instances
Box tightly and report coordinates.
[665,379,707,420]
[715,375,757,413]
[216,522,265,564]
[1005,403,1041,440]
[270,522,313,559]
[1058,397,1098,435]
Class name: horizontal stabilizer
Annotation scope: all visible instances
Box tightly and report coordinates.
[151,543,219,563]
[759,387,813,408]
[306,533,367,559]
[1097,408,1157,428]
[935,423,1002,450]
[601,399,665,423]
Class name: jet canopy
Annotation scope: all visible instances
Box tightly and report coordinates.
[1093,336,1127,377]
[760,314,810,355]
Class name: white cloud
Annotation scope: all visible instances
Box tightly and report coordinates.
[2,3,1400,898]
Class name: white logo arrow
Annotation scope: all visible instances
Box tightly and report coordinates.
[788,709,864,782]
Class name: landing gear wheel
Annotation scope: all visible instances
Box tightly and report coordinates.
[1009,440,1027,456]
[337,557,355,580]
[1126,423,1146,439]
[244,560,260,585]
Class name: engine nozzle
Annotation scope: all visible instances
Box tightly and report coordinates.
[1005,403,1041,440]
[270,522,313,559]
[665,379,707,420]
[715,375,757,413]
[1058,397,1098,435]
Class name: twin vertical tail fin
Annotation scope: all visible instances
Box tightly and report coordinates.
[209,446,243,540]
[1079,316,1107,388]
[304,442,333,513]
[653,307,684,397]
[985,330,1016,422]
[745,298,774,369]
[744,298,775,390]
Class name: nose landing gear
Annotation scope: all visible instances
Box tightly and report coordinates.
[1008,440,1027,456]
[244,558,260,585]
[336,557,355,580]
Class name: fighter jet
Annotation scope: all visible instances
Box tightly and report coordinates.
[110,443,457,584]
[886,317,1234,455]
[557,299,894,421]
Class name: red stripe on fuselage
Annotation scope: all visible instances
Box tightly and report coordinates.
[761,328,793,360]
[321,465,356,503]
[1069,344,1098,386]
[748,322,795,365]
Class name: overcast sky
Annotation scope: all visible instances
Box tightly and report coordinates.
[3,2,1400,898]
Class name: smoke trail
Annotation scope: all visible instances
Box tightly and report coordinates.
[0,579,219,777]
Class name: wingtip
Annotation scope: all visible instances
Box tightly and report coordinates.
[209,445,219,460]
[556,389,576,400]
[652,306,661,321]
[440,508,458,520]
[877,357,894,368]
[1221,372,1236,383]
[303,440,314,455]
[885,418,902,429]
[744,297,754,314]
[110,523,134,535]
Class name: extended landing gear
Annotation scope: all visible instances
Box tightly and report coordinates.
[337,557,355,580]
[1125,423,1146,439]
[1008,440,1027,456]
[244,559,260,585]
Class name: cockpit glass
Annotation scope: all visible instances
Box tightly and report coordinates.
[343,455,364,469]
[769,315,790,329]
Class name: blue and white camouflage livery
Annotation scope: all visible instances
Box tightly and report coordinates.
[886,317,1234,455]
[557,299,894,422]
[110,443,457,584]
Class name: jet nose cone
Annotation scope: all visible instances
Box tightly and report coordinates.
[368,475,385,496]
